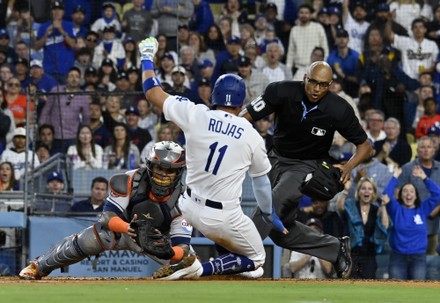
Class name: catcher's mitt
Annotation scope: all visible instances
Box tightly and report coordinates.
[300,161,344,201]
[130,220,175,259]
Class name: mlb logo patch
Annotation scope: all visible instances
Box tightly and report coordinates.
[311,127,326,136]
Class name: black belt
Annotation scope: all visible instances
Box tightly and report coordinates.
[186,187,223,210]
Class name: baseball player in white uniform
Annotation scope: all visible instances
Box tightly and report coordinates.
[138,37,287,280]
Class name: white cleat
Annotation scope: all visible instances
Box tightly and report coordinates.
[153,256,202,280]
[237,267,264,279]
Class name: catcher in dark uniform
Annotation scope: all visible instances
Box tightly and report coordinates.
[19,141,191,280]
[240,61,373,279]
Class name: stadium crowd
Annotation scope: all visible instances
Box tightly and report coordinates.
[1,0,440,280]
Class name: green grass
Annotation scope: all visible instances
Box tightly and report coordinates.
[1,280,438,303]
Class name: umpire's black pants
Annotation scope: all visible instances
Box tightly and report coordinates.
[252,150,340,263]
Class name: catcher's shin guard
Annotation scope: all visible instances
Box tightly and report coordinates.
[35,225,108,276]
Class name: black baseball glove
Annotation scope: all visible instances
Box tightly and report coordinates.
[130,220,175,259]
[300,161,344,201]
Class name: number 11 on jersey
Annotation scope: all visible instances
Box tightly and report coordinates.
[205,142,228,175]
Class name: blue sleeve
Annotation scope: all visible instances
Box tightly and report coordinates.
[284,0,297,25]
[251,174,272,214]
[420,178,440,215]
[198,3,214,35]
[384,176,399,216]
[37,22,48,40]
[103,200,123,215]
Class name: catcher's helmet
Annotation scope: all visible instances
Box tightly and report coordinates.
[211,74,246,108]
[146,141,186,198]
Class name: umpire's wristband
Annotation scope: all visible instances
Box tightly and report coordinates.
[142,77,161,94]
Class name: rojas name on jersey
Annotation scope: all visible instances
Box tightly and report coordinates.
[208,118,243,139]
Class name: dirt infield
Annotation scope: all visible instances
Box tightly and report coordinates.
[1,276,440,287]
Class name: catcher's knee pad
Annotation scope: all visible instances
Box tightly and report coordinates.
[76,223,115,254]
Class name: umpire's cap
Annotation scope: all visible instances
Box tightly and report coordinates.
[211,74,246,108]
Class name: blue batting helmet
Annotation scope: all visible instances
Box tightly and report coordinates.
[211,74,246,108]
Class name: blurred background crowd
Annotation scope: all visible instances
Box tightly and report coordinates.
[1,0,440,280]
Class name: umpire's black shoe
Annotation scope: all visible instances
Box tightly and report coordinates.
[333,236,352,279]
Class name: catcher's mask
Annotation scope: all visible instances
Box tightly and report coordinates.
[146,141,185,198]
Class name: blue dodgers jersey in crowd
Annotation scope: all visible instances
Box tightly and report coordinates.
[37,20,75,76]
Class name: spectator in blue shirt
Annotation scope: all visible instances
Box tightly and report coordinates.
[211,35,243,84]
[70,176,108,214]
[23,60,58,94]
[382,165,440,280]
[189,0,215,35]
[327,29,360,98]
[34,1,76,83]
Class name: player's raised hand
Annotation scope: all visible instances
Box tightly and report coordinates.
[139,37,158,62]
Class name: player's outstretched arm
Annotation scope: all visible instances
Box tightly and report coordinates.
[139,37,170,111]
[251,175,288,234]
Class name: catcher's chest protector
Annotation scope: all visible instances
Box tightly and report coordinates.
[129,168,183,232]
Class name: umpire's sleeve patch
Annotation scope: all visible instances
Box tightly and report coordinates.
[109,174,131,197]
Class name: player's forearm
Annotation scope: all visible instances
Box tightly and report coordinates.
[141,70,169,110]
[251,175,272,214]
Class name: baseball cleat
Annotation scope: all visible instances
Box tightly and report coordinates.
[237,266,264,278]
[19,262,42,280]
[333,236,352,279]
[153,256,202,280]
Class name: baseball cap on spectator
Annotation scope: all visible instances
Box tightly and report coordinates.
[117,71,129,80]
[85,66,98,76]
[127,66,139,74]
[428,123,440,136]
[101,58,113,67]
[306,218,323,232]
[47,171,64,183]
[171,66,186,75]
[0,29,9,39]
[178,24,189,30]
[339,152,353,162]
[125,105,140,116]
[51,1,64,10]
[73,5,85,14]
[102,2,116,10]
[265,3,278,12]
[318,7,328,15]
[199,59,213,69]
[13,127,26,138]
[30,59,43,68]
[336,29,349,38]
[327,6,341,15]
[198,77,210,87]
[15,57,29,67]
[123,36,135,45]
[353,1,367,10]
[376,3,390,12]
[161,52,175,62]
[103,25,116,33]
[238,56,251,67]
[227,35,241,45]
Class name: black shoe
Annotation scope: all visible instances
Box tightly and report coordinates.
[333,236,352,279]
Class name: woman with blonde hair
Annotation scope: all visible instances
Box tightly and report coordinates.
[336,177,389,279]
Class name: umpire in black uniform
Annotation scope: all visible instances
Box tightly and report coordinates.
[240,61,373,278]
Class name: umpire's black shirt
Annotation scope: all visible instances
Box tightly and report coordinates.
[246,81,367,160]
